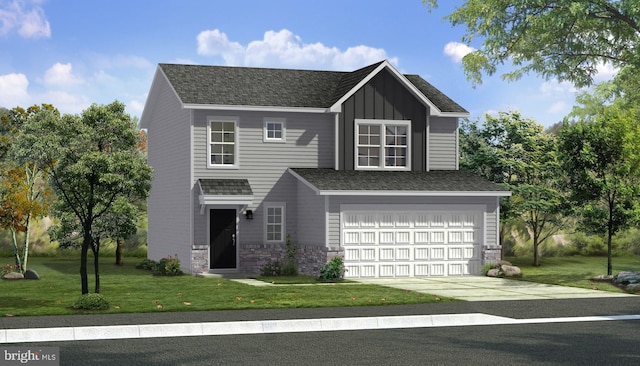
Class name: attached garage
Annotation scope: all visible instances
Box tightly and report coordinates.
[288,168,511,279]
[341,206,483,278]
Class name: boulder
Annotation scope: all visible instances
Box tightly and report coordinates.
[613,271,640,285]
[501,265,522,278]
[24,269,40,280]
[486,268,500,277]
[2,272,24,280]
[625,283,640,293]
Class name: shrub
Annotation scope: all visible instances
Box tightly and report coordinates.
[260,260,282,276]
[136,258,158,271]
[153,254,183,276]
[318,257,345,282]
[2,263,20,275]
[72,293,110,310]
[571,233,606,256]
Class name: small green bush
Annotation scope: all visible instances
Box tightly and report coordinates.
[260,260,282,276]
[72,293,110,310]
[136,258,158,271]
[571,233,606,256]
[281,260,298,276]
[153,254,183,276]
[318,257,345,282]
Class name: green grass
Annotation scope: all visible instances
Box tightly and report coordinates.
[506,255,640,292]
[0,256,451,317]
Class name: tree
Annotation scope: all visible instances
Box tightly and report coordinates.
[425,1,640,87]
[14,101,152,294]
[0,105,56,273]
[460,111,565,264]
[559,105,640,276]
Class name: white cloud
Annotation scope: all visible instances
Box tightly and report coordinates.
[443,42,475,63]
[547,100,569,114]
[0,0,50,38]
[0,72,29,108]
[41,90,89,114]
[126,99,145,116]
[196,28,396,70]
[43,62,84,85]
[539,79,577,96]
[197,29,244,65]
[594,61,618,82]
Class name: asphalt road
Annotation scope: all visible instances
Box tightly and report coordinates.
[41,320,640,365]
[4,297,640,365]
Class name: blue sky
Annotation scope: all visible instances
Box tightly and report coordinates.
[0,0,617,127]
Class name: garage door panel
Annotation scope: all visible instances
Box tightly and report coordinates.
[343,209,482,278]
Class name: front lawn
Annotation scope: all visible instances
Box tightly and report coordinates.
[0,256,452,317]
[506,255,640,292]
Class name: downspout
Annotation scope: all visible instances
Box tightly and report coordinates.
[334,113,339,170]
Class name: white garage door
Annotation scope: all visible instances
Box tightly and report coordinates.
[342,210,482,278]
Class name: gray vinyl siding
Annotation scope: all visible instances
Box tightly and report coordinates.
[429,116,458,170]
[327,196,499,248]
[296,180,326,246]
[191,110,334,244]
[338,69,428,171]
[144,73,193,269]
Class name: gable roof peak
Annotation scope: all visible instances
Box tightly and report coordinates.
[153,60,468,116]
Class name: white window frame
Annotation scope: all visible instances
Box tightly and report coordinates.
[264,202,286,243]
[263,117,286,143]
[207,116,239,169]
[355,119,411,171]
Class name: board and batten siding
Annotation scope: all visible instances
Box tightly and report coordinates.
[145,74,193,268]
[428,116,458,170]
[191,110,334,244]
[327,196,499,250]
[338,68,428,171]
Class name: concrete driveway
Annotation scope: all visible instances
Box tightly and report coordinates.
[354,276,635,301]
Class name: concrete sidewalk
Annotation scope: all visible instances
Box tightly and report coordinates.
[354,276,635,301]
[1,276,636,344]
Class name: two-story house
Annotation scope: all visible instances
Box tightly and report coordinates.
[140,60,510,278]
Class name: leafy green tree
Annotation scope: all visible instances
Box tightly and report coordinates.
[558,105,640,275]
[0,105,56,273]
[14,101,152,294]
[460,111,565,264]
[425,0,640,87]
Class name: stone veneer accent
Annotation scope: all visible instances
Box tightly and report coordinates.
[482,244,502,265]
[239,242,331,276]
[191,244,209,274]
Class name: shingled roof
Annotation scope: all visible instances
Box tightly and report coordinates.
[159,61,468,114]
[289,168,510,195]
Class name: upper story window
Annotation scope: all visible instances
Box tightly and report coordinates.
[355,119,411,170]
[208,116,239,169]
[263,118,286,143]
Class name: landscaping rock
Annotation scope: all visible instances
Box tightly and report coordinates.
[625,283,640,293]
[501,265,522,278]
[485,262,522,278]
[613,271,640,285]
[608,271,640,293]
[24,269,40,280]
[2,272,24,280]
[486,268,500,277]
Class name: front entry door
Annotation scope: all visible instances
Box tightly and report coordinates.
[210,209,237,270]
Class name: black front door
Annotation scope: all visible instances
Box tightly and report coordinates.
[210,209,237,269]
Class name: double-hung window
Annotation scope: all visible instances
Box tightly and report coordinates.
[208,117,238,168]
[265,203,285,242]
[356,119,410,170]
